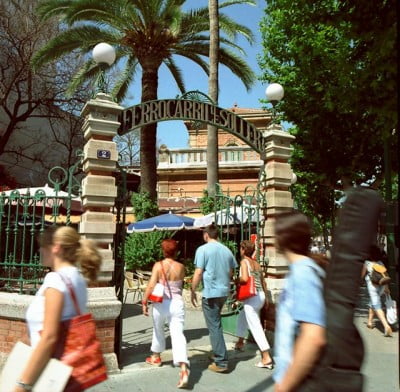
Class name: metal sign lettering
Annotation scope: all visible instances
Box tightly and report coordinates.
[118,99,265,155]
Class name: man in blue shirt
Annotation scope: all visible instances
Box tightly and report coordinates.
[191,224,237,372]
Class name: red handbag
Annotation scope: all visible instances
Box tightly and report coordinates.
[54,275,108,392]
[236,258,257,301]
[148,261,171,303]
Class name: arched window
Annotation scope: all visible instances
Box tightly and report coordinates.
[225,142,243,161]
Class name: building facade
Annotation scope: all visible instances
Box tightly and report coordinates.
[157,105,272,213]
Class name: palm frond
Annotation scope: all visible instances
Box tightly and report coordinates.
[219,0,256,9]
[31,25,122,69]
[219,14,255,44]
[163,57,185,93]
[62,0,129,28]
[218,48,256,91]
[112,57,139,103]
[35,0,73,21]
[66,59,99,97]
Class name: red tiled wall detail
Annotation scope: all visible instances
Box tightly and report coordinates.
[0,318,29,354]
[0,317,116,355]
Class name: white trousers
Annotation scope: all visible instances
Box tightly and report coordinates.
[151,298,189,366]
[236,291,270,352]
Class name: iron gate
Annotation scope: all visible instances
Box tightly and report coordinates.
[213,168,268,333]
[0,157,82,294]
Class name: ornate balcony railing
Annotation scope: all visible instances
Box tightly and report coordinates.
[158,146,262,169]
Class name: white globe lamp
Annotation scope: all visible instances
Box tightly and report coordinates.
[93,43,116,66]
[265,83,284,104]
[266,83,284,124]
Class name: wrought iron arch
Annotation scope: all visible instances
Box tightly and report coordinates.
[118,94,265,159]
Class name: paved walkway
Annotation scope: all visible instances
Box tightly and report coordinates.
[88,287,398,391]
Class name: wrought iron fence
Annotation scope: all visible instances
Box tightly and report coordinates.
[213,167,267,264]
[214,168,268,322]
[0,157,82,294]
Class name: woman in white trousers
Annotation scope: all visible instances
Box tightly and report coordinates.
[235,240,273,369]
[142,239,189,388]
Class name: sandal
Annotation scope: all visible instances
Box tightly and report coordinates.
[366,323,374,329]
[255,361,274,370]
[145,355,162,366]
[177,369,189,389]
[234,343,245,352]
[384,327,393,337]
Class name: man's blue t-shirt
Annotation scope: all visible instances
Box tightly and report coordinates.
[194,241,237,299]
[273,257,326,384]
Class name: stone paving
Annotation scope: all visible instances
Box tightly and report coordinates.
[88,286,398,392]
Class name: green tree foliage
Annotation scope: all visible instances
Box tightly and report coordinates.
[124,230,174,271]
[130,191,159,221]
[291,173,339,248]
[259,0,397,189]
[32,0,256,201]
[199,189,225,215]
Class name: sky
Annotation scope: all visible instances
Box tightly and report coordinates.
[125,0,269,149]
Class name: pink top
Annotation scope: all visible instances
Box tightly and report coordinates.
[161,261,183,300]
[164,279,183,300]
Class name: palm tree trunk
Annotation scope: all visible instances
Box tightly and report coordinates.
[207,0,219,197]
[140,66,159,201]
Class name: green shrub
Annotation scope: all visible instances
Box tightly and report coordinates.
[124,231,174,271]
[199,189,225,215]
[131,191,159,221]
[221,239,238,259]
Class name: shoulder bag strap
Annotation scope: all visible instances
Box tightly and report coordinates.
[244,257,252,275]
[160,262,173,298]
[57,273,81,315]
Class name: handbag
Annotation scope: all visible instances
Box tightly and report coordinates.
[370,262,391,286]
[0,341,72,392]
[384,293,398,325]
[54,274,108,392]
[148,262,172,303]
[236,258,257,301]
[148,282,165,303]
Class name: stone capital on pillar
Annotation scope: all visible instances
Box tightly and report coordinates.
[81,93,123,140]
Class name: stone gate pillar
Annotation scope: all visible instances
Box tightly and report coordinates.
[80,92,123,371]
[261,123,295,331]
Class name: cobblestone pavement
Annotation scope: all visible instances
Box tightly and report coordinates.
[88,286,398,392]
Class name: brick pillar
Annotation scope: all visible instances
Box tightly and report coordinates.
[80,92,122,281]
[261,123,296,334]
[79,92,123,371]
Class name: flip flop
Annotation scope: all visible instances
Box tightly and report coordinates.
[255,361,274,369]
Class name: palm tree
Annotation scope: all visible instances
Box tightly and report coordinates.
[207,0,219,197]
[32,0,256,201]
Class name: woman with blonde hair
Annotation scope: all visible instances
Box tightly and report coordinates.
[142,239,189,389]
[234,240,273,369]
[13,225,102,392]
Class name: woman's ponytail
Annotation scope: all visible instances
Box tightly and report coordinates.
[76,238,102,281]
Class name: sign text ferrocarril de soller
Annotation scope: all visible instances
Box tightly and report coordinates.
[118,99,264,155]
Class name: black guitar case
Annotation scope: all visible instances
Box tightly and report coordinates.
[299,187,384,392]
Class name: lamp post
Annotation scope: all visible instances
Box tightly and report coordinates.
[92,42,116,94]
[266,83,284,124]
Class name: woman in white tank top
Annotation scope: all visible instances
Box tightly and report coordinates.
[14,226,101,392]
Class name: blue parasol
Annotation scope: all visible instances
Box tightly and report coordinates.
[127,212,195,233]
